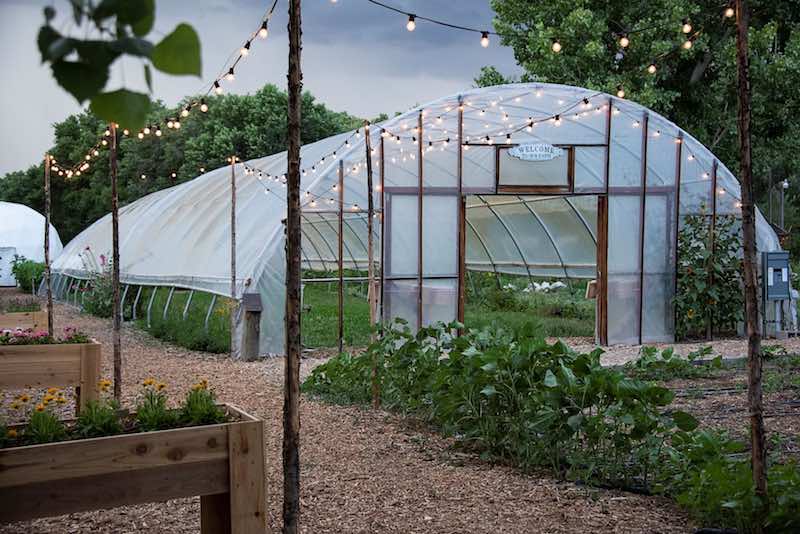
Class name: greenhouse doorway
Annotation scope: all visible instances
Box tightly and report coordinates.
[461,194,605,344]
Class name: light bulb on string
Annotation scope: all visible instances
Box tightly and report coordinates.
[85,154,91,161]
[123,129,130,136]
[682,19,692,34]
[144,125,151,135]
[480,32,489,48]
[174,120,181,129]
[682,38,693,50]
[155,127,162,137]
[93,150,99,157]
[101,139,108,146]
[647,62,657,74]
[258,21,268,39]
[214,81,223,95]
[167,119,174,129]
[200,167,206,173]
[619,34,630,48]
[240,41,251,56]
[200,99,209,112]
[138,131,145,139]
[226,68,235,81]
[553,114,562,126]
[181,106,190,117]
[725,6,735,18]
[616,85,626,98]
[406,14,416,31]
[551,39,562,53]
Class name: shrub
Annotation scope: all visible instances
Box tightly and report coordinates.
[624,345,722,381]
[75,398,122,438]
[82,267,114,318]
[180,380,226,426]
[10,256,45,293]
[135,379,177,432]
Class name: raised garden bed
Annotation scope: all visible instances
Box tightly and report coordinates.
[0,340,100,412]
[0,403,265,533]
[0,310,47,331]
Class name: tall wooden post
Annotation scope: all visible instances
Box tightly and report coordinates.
[417,111,424,329]
[231,157,237,300]
[337,159,344,354]
[43,154,54,337]
[230,156,237,357]
[110,123,122,402]
[283,0,302,530]
[456,98,465,327]
[379,133,386,322]
[363,122,379,407]
[735,0,767,524]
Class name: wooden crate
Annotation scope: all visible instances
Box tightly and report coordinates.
[0,341,100,411]
[0,404,266,533]
[0,310,48,331]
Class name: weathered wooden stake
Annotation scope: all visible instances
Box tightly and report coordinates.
[735,0,767,526]
[43,153,54,336]
[110,123,122,402]
[337,159,344,355]
[363,121,379,407]
[230,155,237,358]
[283,0,302,531]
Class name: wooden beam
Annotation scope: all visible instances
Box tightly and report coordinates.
[672,133,684,340]
[338,159,344,354]
[379,132,386,323]
[43,153,53,336]
[417,111,423,330]
[110,123,122,402]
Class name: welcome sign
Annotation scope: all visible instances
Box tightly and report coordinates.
[508,143,565,162]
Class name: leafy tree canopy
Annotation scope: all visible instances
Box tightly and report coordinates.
[481,0,800,253]
[0,85,363,242]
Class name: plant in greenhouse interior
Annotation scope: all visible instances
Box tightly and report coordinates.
[10,256,45,293]
[675,204,743,339]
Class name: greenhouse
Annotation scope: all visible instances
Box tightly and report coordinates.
[0,201,63,287]
[51,82,782,354]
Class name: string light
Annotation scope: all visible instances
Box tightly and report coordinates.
[214,81,223,95]
[480,31,489,48]
[682,38,693,50]
[406,14,416,31]
[724,6,735,18]
[226,68,235,81]
[200,100,209,113]
[681,19,693,34]
[616,85,626,98]
[144,125,151,135]
[259,20,269,38]
[619,34,630,48]
[647,62,657,74]
[241,41,251,56]
[181,106,190,117]
[551,39,562,53]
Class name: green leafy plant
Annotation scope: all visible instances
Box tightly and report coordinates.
[37,1,201,130]
[10,256,45,293]
[675,205,743,339]
[625,345,722,381]
[75,398,122,438]
[180,380,226,426]
[82,265,114,318]
[135,379,176,432]
[0,326,90,346]
[1,297,41,313]
[25,402,67,444]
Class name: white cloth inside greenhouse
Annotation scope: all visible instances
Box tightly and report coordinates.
[0,201,63,287]
[52,83,783,355]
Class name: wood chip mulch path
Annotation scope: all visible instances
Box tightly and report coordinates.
[1,297,692,533]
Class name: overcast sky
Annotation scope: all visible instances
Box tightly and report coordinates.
[0,0,521,176]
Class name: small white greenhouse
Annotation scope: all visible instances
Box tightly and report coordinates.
[0,201,63,287]
[51,83,783,355]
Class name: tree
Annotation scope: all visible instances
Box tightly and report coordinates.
[37,0,201,130]
[486,1,800,250]
[0,85,362,243]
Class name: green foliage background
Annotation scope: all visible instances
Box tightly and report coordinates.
[0,85,362,242]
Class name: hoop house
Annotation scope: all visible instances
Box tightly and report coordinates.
[1,201,63,287]
[52,83,782,354]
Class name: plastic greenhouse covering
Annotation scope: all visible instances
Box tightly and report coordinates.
[51,83,783,355]
[1,201,63,286]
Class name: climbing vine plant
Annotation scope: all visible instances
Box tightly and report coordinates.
[675,204,743,339]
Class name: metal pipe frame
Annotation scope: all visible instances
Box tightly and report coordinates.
[163,286,175,320]
[182,289,195,320]
[146,286,157,328]
[637,113,650,344]
[204,294,217,333]
[132,285,143,321]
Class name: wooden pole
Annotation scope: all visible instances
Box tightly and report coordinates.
[379,133,386,323]
[457,98,466,328]
[230,156,237,357]
[364,122,379,408]
[735,0,767,525]
[707,160,719,341]
[283,0,302,530]
[43,153,54,337]
[337,159,344,354]
[417,111,424,329]
[637,114,649,345]
[110,123,122,402]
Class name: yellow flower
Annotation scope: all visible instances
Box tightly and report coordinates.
[35,403,45,412]
[156,382,167,391]
[10,401,20,410]
[46,387,60,395]
[143,378,156,387]
[686,309,695,319]
[56,396,67,404]
[19,394,30,403]
[6,429,17,439]
[43,394,55,403]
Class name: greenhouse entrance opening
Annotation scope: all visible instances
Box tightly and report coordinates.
[463,194,601,342]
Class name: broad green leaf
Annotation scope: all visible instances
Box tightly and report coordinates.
[566,413,583,430]
[75,41,120,67]
[672,410,700,432]
[130,0,156,36]
[89,89,151,131]
[543,369,558,388]
[151,23,201,76]
[47,37,76,62]
[144,64,153,92]
[480,385,497,397]
[480,361,496,373]
[37,26,61,63]
[51,60,109,103]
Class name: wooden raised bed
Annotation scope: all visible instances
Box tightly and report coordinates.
[0,341,100,411]
[0,404,266,533]
[0,310,48,331]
